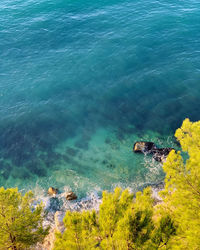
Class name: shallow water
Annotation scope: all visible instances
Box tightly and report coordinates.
[0,0,200,199]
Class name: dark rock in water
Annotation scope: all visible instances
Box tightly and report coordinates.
[48,187,58,196]
[49,197,61,212]
[133,141,157,153]
[66,191,77,201]
[106,163,115,169]
[133,141,174,162]
[152,148,174,162]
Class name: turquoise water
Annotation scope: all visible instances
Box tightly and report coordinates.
[0,0,200,199]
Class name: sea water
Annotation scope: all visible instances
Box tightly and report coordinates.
[0,0,200,203]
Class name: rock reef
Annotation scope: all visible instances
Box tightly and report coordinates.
[133,141,174,162]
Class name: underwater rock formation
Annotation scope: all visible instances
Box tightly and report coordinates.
[133,141,157,153]
[49,197,61,212]
[133,141,174,162]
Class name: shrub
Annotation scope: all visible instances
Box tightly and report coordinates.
[54,187,175,249]
[0,187,49,250]
[160,118,200,249]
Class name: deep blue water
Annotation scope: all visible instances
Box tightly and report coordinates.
[0,0,200,198]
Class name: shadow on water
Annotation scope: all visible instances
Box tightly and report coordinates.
[0,109,78,180]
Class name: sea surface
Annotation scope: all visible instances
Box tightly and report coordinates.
[0,0,200,204]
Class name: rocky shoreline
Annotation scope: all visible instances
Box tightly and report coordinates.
[37,141,167,249]
[36,189,102,250]
[36,180,164,250]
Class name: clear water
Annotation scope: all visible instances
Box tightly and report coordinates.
[0,0,200,200]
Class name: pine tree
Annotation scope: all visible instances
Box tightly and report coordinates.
[0,187,49,250]
[54,210,98,250]
[54,187,175,249]
[160,118,200,249]
[110,188,154,249]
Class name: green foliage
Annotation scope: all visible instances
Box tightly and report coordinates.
[54,210,98,250]
[150,215,176,249]
[0,187,49,250]
[54,118,200,249]
[99,187,134,239]
[160,118,200,249]
[3,119,200,249]
[54,187,175,250]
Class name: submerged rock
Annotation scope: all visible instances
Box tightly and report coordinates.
[48,187,58,196]
[133,141,156,153]
[65,191,77,201]
[152,148,174,162]
[49,197,61,212]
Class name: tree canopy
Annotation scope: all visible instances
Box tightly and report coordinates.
[160,118,200,249]
[0,187,49,250]
[54,118,200,249]
[1,118,200,249]
[54,187,175,249]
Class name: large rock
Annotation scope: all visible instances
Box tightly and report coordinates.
[152,148,174,162]
[66,191,77,201]
[48,187,58,196]
[133,141,156,153]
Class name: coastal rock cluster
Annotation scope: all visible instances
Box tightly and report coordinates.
[133,141,174,162]
[48,187,77,201]
[48,187,58,196]
[36,188,78,249]
[47,187,77,213]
